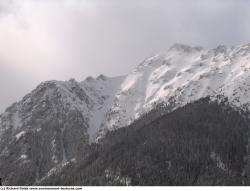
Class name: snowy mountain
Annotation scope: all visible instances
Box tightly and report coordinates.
[85,43,250,141]
[1,43,250,185]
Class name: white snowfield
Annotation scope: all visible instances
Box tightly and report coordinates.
[82,43,250,141]
[1,43,250,143]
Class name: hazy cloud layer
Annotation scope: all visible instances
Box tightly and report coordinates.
[0,0,250,112]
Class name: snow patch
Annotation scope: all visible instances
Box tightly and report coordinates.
[15,131,26,141]
[12,112,22,129]
[20,154,28,160]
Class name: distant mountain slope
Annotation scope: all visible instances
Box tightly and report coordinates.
[38,98,250,186]
[1,43,250,185]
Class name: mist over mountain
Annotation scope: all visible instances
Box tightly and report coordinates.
[1,43,250,185]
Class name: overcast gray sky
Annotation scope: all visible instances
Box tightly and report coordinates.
[0,0,250,113]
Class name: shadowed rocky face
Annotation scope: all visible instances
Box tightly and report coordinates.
[0,81,91,185]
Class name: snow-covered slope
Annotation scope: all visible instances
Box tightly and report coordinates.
[82,43,250,140]
[1,43,250,185]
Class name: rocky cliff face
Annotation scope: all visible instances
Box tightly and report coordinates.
[1,43,250,185]
[0,80,91,185]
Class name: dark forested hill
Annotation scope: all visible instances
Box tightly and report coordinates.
[39,97,250,186]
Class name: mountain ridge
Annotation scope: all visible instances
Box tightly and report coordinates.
[2,43,250,142]
[1,43,250,185]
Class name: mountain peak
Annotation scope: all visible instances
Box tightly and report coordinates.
[85,76,95,82]
[169,43,204,52]
[97,74,108,81]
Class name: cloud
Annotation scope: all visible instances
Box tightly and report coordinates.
[0,0,13,15]
[0,0,250,112]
